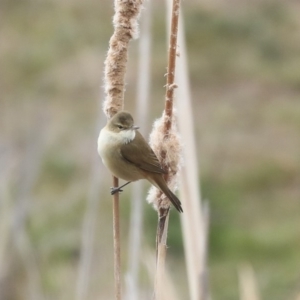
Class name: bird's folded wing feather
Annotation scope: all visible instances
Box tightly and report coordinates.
[120,131,166,174]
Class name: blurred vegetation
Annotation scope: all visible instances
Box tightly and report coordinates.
[1,0,300,299]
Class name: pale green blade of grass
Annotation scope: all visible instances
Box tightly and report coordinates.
[12,106,47,300]
[238,263,260,300]
[76,108,106,300]
[170,3,210,299]
[125,1,152,299]
[144,249,180,300]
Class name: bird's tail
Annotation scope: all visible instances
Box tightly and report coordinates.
[150,175,183,213]
[162,186,183,213]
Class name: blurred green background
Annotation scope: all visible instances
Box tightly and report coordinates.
[1,0,300,299]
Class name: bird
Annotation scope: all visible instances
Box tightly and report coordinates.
[97,111,183,213]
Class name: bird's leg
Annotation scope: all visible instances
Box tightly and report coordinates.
[110,181,132,195]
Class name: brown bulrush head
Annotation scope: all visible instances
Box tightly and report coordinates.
[102,1,144,300]
[103,0,144,119]
[147,110,183,211]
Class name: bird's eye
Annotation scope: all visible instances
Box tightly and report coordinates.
[117,125,123,129]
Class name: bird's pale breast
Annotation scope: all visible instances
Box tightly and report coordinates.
[97,127,143,181]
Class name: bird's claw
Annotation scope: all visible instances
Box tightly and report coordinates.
[110,187,123,195]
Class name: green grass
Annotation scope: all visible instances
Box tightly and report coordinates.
[203,158,300,300]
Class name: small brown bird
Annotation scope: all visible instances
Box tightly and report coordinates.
[97,111,183,213]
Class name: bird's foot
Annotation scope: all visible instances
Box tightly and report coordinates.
[110,187,123,195]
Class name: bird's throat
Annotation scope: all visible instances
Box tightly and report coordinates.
[119,129,136,144]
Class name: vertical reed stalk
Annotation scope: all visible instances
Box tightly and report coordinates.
[113,176,121,300]
[144,249,179,300]
[12,107,46,300]
[164,0,180,133]
[76,110,105,300]
[166,0,211,297]
[102,1,143,299]
[125,1,152,299]
[154,208,170,300]
[238,263,260,300]
[175,9,207,300]
[153,0,181,298]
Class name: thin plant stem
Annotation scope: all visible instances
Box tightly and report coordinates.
[167,0,210,298]
[102,1,143,299]
[125,2,152,298]
[76,111,105,300]
[154,0,181,299]
[164,0,180,133]
[113,176,121,300]
[144,249,180,300]
[238,263,260,300]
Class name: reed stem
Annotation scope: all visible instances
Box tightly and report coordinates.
[154,0,181,299]
[112,176,121,300]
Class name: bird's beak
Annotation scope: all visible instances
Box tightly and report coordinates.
[132,125,139,130]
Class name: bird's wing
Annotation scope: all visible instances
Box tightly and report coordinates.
[120,131,166,174]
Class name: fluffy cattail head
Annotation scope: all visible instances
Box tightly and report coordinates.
[147,110,183,210]
[103,0,144,118]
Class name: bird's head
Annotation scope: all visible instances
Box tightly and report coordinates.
[108,111,139,132]
[107,111,139,143]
